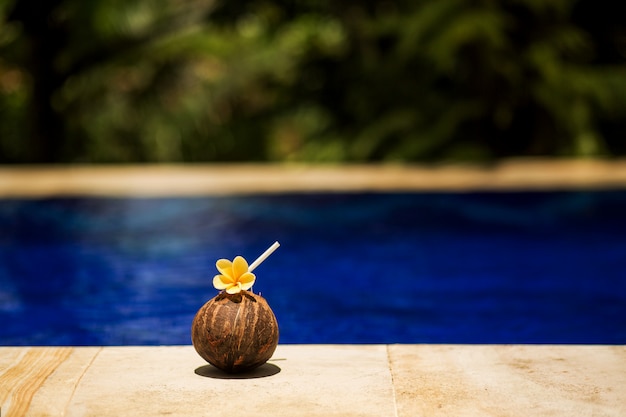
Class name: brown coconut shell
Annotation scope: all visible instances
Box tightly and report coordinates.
[191,290,279,373]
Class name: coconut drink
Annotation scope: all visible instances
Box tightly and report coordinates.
[191,242,280,373]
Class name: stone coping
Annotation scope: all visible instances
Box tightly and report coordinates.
[1,159,626,197]
[1,345,624,416]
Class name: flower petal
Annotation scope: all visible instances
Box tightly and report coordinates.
[232,256,249,279]
[216,259,233,278]
[213,275,229,290]
[225,283,242,294]
[238,272,256,290]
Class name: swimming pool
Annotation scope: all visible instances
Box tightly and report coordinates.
[1,191,625,345]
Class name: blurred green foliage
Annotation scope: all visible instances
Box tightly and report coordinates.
[0,0,625,163]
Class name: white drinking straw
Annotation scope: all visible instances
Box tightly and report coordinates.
[248,241,280,272]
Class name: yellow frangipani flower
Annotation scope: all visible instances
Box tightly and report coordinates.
[212,256,256,294]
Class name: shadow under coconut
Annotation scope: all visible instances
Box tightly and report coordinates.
[194,362,281,379]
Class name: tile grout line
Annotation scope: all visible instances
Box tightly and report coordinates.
[63,347,103,416]
[386,345,400,417]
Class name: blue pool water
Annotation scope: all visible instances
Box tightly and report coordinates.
[0,191,625,345]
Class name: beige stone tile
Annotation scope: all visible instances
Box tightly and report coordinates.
[28,347,102,417]
[0,347,75,417]
[67,345,396,417]
[388,344,626,417]
[0,347,25,377]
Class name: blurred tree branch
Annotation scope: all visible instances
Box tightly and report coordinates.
[0,0,625,163]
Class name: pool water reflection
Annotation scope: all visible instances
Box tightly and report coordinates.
[1,191,625,345]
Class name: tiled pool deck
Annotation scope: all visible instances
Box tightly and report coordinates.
[2,345,625,417]
[1,160,626,416]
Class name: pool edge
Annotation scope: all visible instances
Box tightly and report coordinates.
[1,159,626,197]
